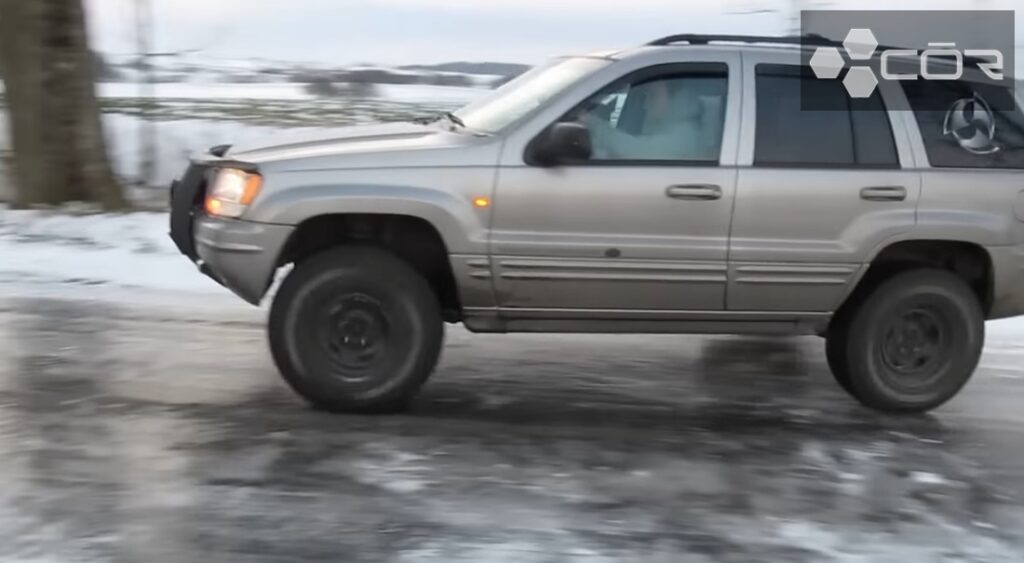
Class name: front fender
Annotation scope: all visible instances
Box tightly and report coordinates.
[245,182,490,255]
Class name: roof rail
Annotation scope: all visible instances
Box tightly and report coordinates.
[646,34,841,48]
[645,33,997,71]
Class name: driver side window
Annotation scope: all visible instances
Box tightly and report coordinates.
[565,64,729,164]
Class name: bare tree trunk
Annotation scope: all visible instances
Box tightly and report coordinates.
[0,0,126,209]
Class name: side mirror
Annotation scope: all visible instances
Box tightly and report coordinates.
[528,122,592,166]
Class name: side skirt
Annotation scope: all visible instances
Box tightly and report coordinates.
[462,308,831,336]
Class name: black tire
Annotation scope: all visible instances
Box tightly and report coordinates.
[825,321,855,396]
[833,269,984,414]
[268,246,444,413]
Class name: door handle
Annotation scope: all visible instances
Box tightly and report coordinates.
[665,184,723,201]
[860,186,907,202]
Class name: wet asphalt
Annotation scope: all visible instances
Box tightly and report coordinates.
[1,293,1023,562]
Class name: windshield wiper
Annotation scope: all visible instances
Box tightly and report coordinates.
[413,111,488,136]
[443,112,467,129]
[411,112,465,128]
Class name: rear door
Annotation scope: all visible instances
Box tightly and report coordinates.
[728,53,921,312]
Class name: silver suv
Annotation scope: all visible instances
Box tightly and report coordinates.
[170,35,1024,415]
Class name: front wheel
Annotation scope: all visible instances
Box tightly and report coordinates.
[825,324,854,396]
[268,246,444,413]
[827,269,984,414]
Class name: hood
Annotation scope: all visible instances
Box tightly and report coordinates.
[223,121,470,164]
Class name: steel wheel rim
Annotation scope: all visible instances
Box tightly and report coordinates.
[878,306,949,390]
[319,293,390,381]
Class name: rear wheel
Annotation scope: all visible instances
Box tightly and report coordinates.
[268,246,443,413]
[826,269,984,414]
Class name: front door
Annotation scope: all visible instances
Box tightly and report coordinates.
[490,60,741,316]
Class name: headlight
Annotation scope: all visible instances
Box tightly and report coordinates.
[204,168,263,218]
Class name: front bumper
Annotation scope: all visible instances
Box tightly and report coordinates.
[169,156,293,305]
[194,215,293,305]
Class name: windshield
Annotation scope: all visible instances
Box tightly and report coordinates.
[453,57,610,134]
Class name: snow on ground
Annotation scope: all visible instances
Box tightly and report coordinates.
[2,207,1023,340]
[98,82,313,101]
[373,83,485,103]
[0,208,222,295]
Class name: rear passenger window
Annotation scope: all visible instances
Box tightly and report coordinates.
[902,81,1024,169]
[754,64,899,168]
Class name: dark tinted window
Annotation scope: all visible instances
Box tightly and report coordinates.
[754,65,899,168]
[902,81,1024,169]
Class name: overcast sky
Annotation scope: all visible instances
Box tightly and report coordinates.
[84,0,1022,67]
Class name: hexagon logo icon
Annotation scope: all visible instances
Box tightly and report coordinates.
[843,66,879,98]
[809,47,845,80]
[843,28,879,61]
[799,11,1014,111]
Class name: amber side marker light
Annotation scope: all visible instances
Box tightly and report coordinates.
[473,197,491,208]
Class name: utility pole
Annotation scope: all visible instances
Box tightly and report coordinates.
[728,0,831,36]
[134,0,155,188]
[788,0,807,36]
[789,0,833,36]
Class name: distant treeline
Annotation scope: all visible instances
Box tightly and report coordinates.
[91,51,532,91]
[291,69,477,88]
[399,62,530,76]
[297,66,530,97]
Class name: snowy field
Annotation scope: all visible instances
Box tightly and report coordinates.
[0,208,222,295]
[0,81,488,193]
[97,82,486,104]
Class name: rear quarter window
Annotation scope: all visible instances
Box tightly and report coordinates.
[902,81,1024,169]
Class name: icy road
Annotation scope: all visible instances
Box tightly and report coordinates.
[1,209,1024,561]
